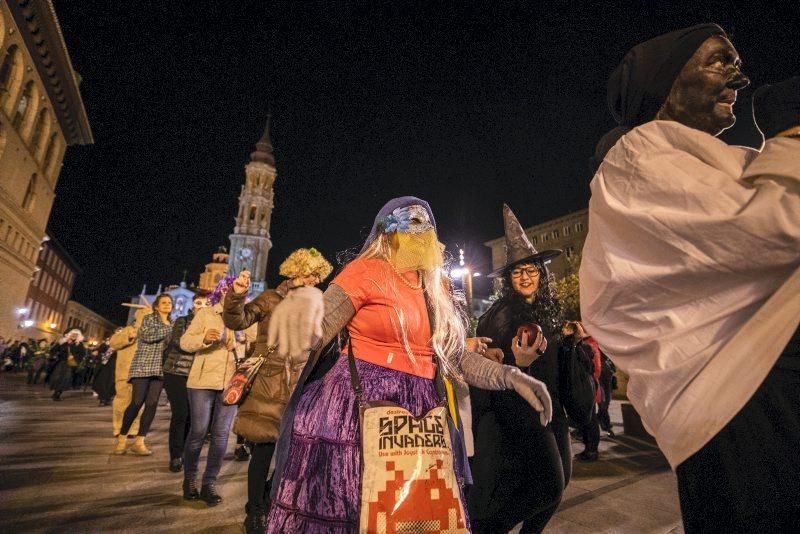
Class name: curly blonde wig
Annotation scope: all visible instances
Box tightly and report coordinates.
[279,248,333,281]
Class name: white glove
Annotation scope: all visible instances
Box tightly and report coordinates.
[266,286,324,358]
[504,367,553,426]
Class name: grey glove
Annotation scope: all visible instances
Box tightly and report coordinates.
[459,349,553,426]
[503,367,553,427]
[266,286,324,358]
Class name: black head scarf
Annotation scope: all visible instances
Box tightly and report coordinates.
[592,24,728,171]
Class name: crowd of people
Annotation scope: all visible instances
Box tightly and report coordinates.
[2,22,797,533]
[0,332,115,401]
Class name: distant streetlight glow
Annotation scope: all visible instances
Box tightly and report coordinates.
[49,322,58,329]
[473,272,481,277]
[16,308,30,316]
[22,320,34,328]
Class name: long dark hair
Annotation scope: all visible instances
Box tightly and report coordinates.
[498,264,564,340]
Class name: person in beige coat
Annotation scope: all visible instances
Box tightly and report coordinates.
[109,305,148,437]
[223,247,333,534]
[179,276,239,506]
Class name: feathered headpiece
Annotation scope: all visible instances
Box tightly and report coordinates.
[208,275,237,305]
[279,248,333,281]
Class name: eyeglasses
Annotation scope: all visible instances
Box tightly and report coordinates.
[510,267,540,279]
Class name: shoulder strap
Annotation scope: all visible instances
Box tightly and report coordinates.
[346,335,363,403]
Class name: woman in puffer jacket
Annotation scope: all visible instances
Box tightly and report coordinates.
[222,248,333,534]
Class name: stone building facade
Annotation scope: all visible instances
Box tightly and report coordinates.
[198,246,229,291]
[228,119,275,293]
[19,233,79,341]
[0,0,92,338]
[64,300,116,345]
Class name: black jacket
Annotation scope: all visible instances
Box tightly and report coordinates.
[162,313,197,376]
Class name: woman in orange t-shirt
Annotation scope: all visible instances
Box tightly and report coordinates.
[263,196,553,533]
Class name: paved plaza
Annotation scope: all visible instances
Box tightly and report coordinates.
[0,373,683,533]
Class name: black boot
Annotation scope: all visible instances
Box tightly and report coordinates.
[183,479,200,500]
[234,444,251,461]
[169,458,183,473]
[200,483,222,506]
[244,503,267,534]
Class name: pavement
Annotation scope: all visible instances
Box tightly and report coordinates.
[0,372,684,533]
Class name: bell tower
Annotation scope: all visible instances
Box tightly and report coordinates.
[228,117,275,292]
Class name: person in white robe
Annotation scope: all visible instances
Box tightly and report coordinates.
[580,24,799,532]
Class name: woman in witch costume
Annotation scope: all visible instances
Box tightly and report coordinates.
[259,196,554,533]
[468,204,571,534]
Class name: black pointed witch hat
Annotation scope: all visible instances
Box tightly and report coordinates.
[489,204,562,277]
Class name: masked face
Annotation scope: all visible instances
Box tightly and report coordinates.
[383,205,443,272]
[658,36,749,136]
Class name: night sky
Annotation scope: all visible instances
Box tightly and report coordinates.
[48,1,798,325]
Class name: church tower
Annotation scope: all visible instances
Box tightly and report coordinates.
[228,118,276,292]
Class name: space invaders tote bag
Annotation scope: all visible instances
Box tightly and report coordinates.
[346,342,468,533]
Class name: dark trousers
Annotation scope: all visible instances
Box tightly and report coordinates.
[597,374,613,432]
[676,364,800,533]
[120,377,164,436]
[579,405,601,453]
[163,373,191,461]
[247,442,276,513]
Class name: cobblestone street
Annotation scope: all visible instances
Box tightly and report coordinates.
[0,373,684,533]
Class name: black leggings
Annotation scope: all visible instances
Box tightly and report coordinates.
[247,442,276,512]
[163,373,190,460]
[120,377,164,436]
[469,412,572,534]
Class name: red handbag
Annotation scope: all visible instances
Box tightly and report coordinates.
[222,353,267,406]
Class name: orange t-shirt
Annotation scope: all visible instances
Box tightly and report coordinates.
[332,258,435,379]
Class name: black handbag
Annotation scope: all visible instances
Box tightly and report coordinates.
[558,340,596,425]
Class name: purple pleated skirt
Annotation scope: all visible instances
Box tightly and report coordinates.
[266,355,467,533]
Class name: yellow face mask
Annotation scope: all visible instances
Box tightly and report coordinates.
[389,229,444,272]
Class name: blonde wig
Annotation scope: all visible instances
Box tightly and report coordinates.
[279,248,334,281]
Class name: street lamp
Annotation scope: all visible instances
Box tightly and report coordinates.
[22,320,34,328]
[15,307,30,317]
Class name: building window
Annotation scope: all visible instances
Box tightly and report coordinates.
[532,236,538,245]
[249,205,257,222]
[552,230,560,239]
[12,81,33,130]
[42,133,58,171]
[0,46,23,109]
[22,174,37,211]
[30,108,48,155]
[575,222,584,232]
[564,226,571,236]
[541,234,548,243]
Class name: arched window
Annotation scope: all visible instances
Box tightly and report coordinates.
[0,122,6,161]
[249,205,257,222]
[22,173,36,211]
[30,108,48,156]
[12,81,33,130]
[0,46,24,112]
[42,132,58,171]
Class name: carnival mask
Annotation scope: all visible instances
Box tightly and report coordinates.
[383,205,444,272]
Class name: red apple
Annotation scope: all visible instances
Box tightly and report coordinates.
[516,322,542,347]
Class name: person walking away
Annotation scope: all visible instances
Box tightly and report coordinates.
[115,294,173,455]
[223,247,333,533]
[567,321,602,462]
[162,294,207,473]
